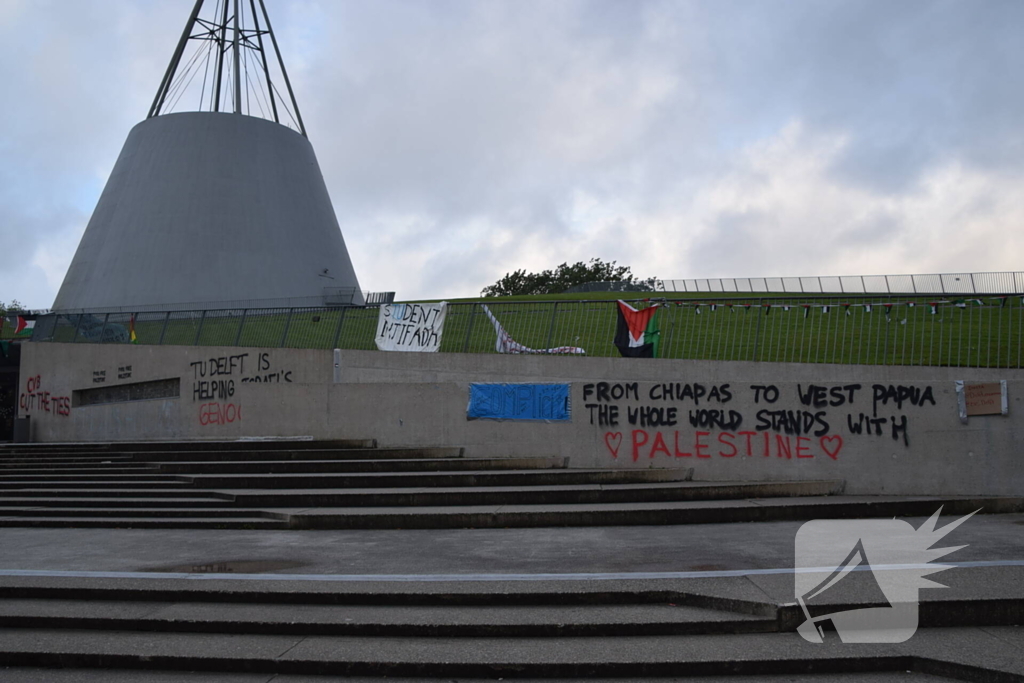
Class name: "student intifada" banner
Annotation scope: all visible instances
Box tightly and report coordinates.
[375,303,447,352]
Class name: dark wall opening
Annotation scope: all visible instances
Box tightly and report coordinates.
[0,342,21,442]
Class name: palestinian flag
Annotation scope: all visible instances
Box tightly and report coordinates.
[4,316,34,339]
[614,300,661,358]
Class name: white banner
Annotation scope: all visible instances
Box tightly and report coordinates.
[375,302,447,352]
[481,305,585,355]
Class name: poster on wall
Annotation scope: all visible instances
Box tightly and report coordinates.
[375,303,447,352]
[467,383,571,421]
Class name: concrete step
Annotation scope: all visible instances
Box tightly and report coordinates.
[0,578,767,610]
[0,516,288,529]
[126,447,464,462]
[0,466,162,476]
[284,495,1024,529]
[226,479,840,507]
[184,468,692,489]
[0,494,1014,530]
[0,481,839,513]
[0,440,376,455]
[0,481,198,490]
[0,627,1020,679]
[0,472,190,482]
[0,497,238,508]
[0,599,774,637]
[0,507,274,519]
[0,488,234,499]
[151,456,565,474]
[0,456,137,466]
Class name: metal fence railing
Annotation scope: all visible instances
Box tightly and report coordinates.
[28,294,1024,368]
[659,271,1024,295]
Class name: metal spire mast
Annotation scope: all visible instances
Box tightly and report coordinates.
[148,0,307,137]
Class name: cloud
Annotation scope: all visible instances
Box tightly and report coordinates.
[2,0,1023,306]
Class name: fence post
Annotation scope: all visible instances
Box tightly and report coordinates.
[462,305,480,353]
[158,312,170,345]
[280,308,294,347]
[544,302,559,349]
[97,313,110,344]
[71,314,84,343]
[234,309,248,346]
[752,298,763,362]
[192,310,206,346]
[969,273,977,294]
[881,311,890,365]
[332,307,348,348]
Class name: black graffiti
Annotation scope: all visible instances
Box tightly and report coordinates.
[585,403,620,427]
[193,379,235,401]
[583,382,640,402]
[379,319,440,348]
[755,409,830,437]
[191,354,249,379]
[847,413,888,436]
[627,405,678,427]
[241,353,294,383]
[688,409,743,431]
[846,412,911,446]
[797,384,862,408]
[648,383,732,404]
[871,384,935,416]
[241,371,293,383]
[751,385,780,403]
[891,414,909,446]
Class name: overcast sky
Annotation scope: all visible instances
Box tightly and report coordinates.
[2,0,1023,308]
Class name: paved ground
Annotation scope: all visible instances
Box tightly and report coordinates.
[0,670,961,682]
[1,513,1020,682]
[1,512,1020,577]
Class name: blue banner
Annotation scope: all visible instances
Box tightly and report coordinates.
[467,383,571,421]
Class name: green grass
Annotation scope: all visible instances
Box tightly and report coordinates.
[31,295,1024,368]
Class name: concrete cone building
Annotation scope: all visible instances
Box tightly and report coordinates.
[52,0,362,312]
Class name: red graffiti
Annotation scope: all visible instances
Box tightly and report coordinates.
[19,375,71,417]
[198,402,242,426]
[605,430,843,461]
[604,432,623,457]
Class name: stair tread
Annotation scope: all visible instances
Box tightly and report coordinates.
[0,626,1019,675]
[0,599,769,625]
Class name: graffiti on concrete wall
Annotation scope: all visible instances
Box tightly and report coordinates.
[584,382,936,462]
[189,352,292,426]
[19,375,70,417]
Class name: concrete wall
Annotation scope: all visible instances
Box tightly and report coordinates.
[17,342,1024,496]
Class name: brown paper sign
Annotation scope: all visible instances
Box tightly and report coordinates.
[964,382,1004,416]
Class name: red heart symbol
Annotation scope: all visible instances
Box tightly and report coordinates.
[604,432,623,458]
[820,435,843,460]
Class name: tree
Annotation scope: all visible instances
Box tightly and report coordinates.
[481,259,655,296]
[0,300,24,317]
